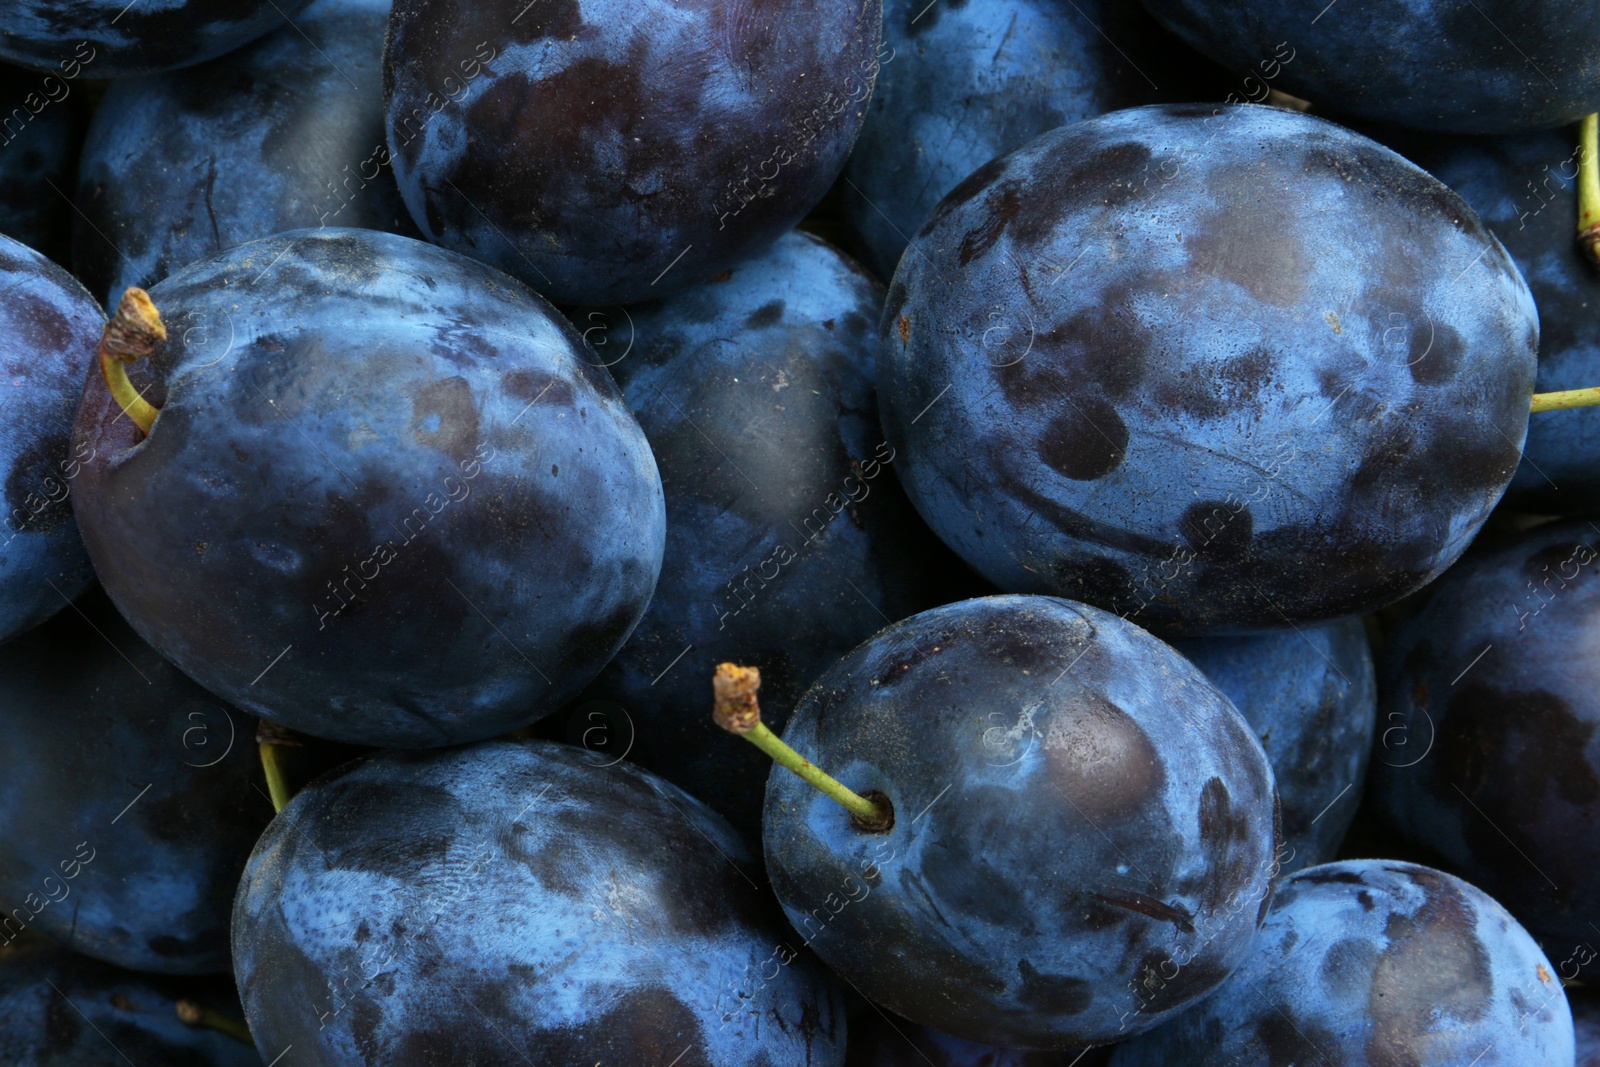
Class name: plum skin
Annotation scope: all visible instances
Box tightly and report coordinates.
[383,0,882,304]
[73,0,409,308]
[0,589,272,974]
[70,228,665,748]
[1107,860,1575,1066]
[0,0,313,78]
[232,740,847,1065]
[764,595,1280,1049]
[1171,619,1376,872]
[879,103,1537,634]
[568,230,979,837]
[1371,518,1600,951]
[0,234,102,645]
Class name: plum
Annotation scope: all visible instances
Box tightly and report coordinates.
[1371,518,1600,951]
[232,740,846,1065]
[383,0,881,304]
[0,943,258,1065]
[1137,0,1600,134]
[0,233,102,646]
[0,587,271,974]
[845,0,1221,279]
[70,228,665,748]
[1171,619,1376,872]
[879,104,1537,633]
[567,230,980,836]
[74,0,410,307]
[1107,860,1575,1066]
[1578,996,1600,1067]
[0,0,313,78]
[761,595,1279,1048]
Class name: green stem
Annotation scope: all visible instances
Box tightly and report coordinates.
[1532,387,1600,413]
[99,288,164,435]
[256,720,301,814]
[175,999,254,1045]
[712,663,891,830]
[1578,114,1600,267]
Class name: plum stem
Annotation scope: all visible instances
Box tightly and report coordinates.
[175,999,254,1045]
[256,720,301,814]
[1532,387,1600,412]
[99,288,164,435]
[712,663,891,830]
[1578,114,1600,267]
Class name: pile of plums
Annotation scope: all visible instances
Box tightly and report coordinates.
[1,0,1599,1063]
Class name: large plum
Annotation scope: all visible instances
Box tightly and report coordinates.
[70,228,665,748]
[879,104,1537,633]
[74,0,409,306]
[232,740,846,1065]
[383,0,881,304]
[0,587,271,974]
[567,230,978,836]
[1107,860,1574,1066]
[763,595,1280,1048]
[0,0,313,77]
[1371,518,1600,950]
[0,233,102,646]
[1137,0,1600,134]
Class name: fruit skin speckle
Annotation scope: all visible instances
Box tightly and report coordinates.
[878,104,1537,634]
[1107,860,1575,1067]
[232,741,847,1065]
[764,594,1279,1048]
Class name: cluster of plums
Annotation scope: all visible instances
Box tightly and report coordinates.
[1,0,1599,1063]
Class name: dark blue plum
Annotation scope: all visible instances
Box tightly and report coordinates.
[0,943,258,1065]
[1108,860,1574,1066]
[70,227,665,748]
[1371,518,1600,950]
[1137,0,1600,134]
[383,0,881,304]
[567,230,981,836]
[0,234,101,646]
[845,0,1222,279]
[0,587,271,974]
[1375,129,1600,515]
[764,594,1279,1048]
[1171,619,1376,872]
[0,0,313,77]
[74,0,410,308]
[845,1012,1103,1065]
[0,60,75,264]
[233,740,846,1065]
[879,104,1537,634]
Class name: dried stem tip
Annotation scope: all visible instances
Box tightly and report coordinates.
[175,999,205,1026]
[255,720,303,748]
[713,663,763,734]
[103,287,167,364]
